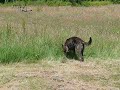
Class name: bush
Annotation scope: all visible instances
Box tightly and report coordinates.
[0,0,120,6]
[111,0,120,4]
[46,1,71,6]
[81,1,113,6]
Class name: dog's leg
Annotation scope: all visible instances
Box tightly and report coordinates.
[62,45,69,58]
[75,43,84,62]
[81,44,84,62]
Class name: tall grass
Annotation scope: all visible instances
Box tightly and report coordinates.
[0,25,63,63]
[0,5,120,63]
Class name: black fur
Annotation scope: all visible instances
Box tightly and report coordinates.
[62,37,92,62]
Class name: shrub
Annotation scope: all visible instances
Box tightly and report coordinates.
[81,1,113,6]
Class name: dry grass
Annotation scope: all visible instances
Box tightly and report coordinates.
[0,59,120,90]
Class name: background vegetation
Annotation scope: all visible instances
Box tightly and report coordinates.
[0,0,120,6]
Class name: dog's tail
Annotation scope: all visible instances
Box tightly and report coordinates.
[84,37,92,46]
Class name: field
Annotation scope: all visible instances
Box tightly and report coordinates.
[0,5,120,62]
[0,5,120,90]
[0,60,120,90]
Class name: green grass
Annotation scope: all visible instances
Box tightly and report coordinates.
[0,22,64,63]
[0,5,120,63]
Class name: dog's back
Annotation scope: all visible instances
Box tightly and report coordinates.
[64,37,87,49]
[63,37,84,53]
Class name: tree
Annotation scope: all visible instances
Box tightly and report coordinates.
[0,0,5,3]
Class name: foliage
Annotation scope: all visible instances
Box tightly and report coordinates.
[0,0,119,6]
[81,1,113,6]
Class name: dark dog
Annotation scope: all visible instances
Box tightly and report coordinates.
[62,37,92,62]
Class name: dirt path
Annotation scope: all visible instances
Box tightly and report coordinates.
[0,60,120,90]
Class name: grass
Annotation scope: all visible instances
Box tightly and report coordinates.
[0,60,119,89]
[0,5,119,90]
[0,5,120,63]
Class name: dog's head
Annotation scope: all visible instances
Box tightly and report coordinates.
[62,44,69,53]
